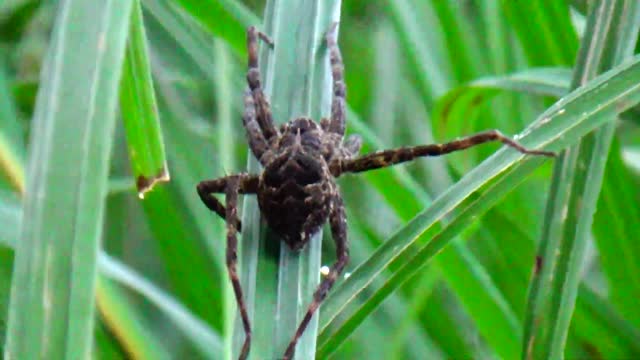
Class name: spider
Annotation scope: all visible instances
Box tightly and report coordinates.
[197,23,555,360]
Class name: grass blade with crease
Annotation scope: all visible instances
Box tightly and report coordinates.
[236,2,341,359]
[119,0,169,197]
[318,53,640,354]
[4,1,133,358]
[523,3,640,359]
[0,196,223,359]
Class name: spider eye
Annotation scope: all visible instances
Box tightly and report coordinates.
[289,118,316,135]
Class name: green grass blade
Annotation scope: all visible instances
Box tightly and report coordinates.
[503,1,577,66]
[0,55,24,194]
[119,0,169,197]
[0,192,20,247]
[318,53,640,353]
[385,0,451,101]
[593,139,640,326]
[211,37,238,360]
[236,2,342,359]
[523,2,640,359]
[433,67,572,137]
[429,0,487,82]
[572,284,640,358]
[347,107,521,359]
[173,0,252,54]
[95,277,169,360]
[4,1,133,358]
[143,0,218,83]
[98,254,223,358]
[0,196,223,358]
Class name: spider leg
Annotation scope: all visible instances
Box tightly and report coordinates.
[242,88,269,163]
[283,193,349,360]
[223,176,253,360]
[196,174,259,232]
[247,26,279,141]
[198,175,258,360]
[330,129,556,176]
[324,22,346,136]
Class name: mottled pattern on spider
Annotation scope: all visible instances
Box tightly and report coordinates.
[196,23,555,360]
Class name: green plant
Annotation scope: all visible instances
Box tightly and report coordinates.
[1,1,639,359]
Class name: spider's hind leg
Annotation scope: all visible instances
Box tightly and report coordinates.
[247,27,278,141]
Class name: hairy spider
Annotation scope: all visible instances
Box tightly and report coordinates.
[197,23,555,360]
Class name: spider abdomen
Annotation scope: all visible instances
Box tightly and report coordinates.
[258,151,333,250]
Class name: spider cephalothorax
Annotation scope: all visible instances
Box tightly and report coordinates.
[197,23,554,360]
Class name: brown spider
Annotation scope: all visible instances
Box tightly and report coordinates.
[197,23,555,360]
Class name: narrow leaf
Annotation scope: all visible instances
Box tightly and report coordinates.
[524,2,640,359]
[120,0,170,196]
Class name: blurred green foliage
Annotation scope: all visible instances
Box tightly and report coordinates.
[1,1,640,359]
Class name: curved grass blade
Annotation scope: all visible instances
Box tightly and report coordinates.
[523,3,640,359]
[98,254,223,358]
[318,53,640,354]
[119,0,169,197]
[4,1,133,358]
[433,67,572,138]
[95,276,169,360]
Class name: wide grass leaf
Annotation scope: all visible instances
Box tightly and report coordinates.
[4,1,133,358]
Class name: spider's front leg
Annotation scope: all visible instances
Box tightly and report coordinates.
[330,129,556,176]
[283,193,349,360]
[196,174,259,231]
[246,26,278,141]
[320,22,346,137]
[197,174,259,360]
